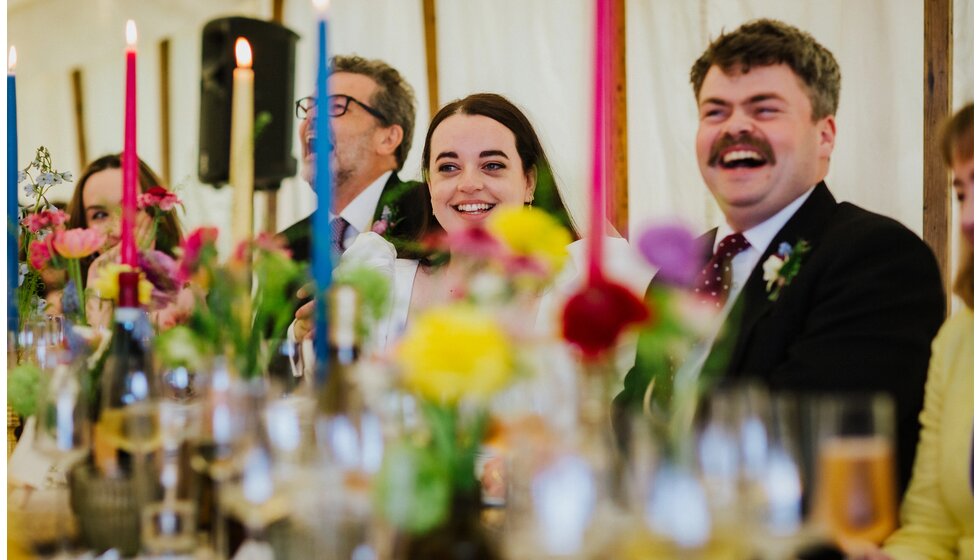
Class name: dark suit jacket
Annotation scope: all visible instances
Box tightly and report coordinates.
[618,182,945,495]
[279,172,428,262]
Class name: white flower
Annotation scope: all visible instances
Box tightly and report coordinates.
[52,174,63,185]
[17,171,26,184]
[59,171,73,182]
[22,184,36,199]
[762,254,786,291]
[38,172,55,186]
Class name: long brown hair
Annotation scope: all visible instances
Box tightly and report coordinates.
[68,154,184,282]
[940,103,973,309]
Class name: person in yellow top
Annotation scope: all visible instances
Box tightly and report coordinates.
[868,103,974,560]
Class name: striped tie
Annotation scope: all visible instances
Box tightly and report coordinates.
[331,216,350,257]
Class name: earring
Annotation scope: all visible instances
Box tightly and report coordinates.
[525,193,535,206]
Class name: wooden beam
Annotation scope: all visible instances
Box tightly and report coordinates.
[923,0,952,307]
[609,0,628,238]
[69,68,87,170]
[158,39,172,187]
[266,0,286,232]
[272,0,284,24]
[421,0,440,118]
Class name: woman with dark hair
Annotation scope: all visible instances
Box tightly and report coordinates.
[67,153,187,328]
[867,103,974,560]
[294,93,651,348]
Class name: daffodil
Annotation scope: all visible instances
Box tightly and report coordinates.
[90,263,153,305]
[396,304,513,404]
[487,206,570,274]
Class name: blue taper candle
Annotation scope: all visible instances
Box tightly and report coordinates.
[311,1,332,385]
[8,47,19,333]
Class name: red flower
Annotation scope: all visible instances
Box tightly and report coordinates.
[28,239,53,270]
[562,276,651,360]
[138,186,182,212]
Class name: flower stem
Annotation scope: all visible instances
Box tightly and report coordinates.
[68,259,87,325]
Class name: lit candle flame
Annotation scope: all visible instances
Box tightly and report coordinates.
[312,0,329,14]
[235,38,252,69]
[126,20,138,48]
[8,46,16,73]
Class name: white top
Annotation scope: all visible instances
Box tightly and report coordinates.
[340,232,656,355]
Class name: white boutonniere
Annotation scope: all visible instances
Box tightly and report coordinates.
[762,240,811,301]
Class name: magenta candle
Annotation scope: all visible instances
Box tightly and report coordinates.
[587,0,611,282]
[120,20,138,267]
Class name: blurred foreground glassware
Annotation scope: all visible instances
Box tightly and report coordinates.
[70,461,161,557]
[815,393,897,554]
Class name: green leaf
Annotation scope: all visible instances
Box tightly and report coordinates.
[374,441,451,533]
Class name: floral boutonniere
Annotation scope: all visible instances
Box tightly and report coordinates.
[371,205,395,236]
[762,240,811,301]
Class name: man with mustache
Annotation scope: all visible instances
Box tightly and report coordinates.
[618,19,944,497]
[281,55,426,264]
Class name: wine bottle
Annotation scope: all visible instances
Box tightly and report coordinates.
[93,270,161,476]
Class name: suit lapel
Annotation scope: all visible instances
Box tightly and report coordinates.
[707,182,838,376]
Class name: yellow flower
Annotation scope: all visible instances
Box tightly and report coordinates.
[90,264,153,305]
[396,305,513,404]
[487,206,570,274]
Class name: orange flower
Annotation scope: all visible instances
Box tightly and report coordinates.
[52,228,106,259]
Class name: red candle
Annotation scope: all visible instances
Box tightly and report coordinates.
[120,19,138,267]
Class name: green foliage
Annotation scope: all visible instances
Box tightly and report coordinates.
[8,363,42,417]
[333,264,391,339]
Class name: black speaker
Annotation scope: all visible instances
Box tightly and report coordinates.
[198,17,299,190]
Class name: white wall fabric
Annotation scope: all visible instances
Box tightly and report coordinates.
[5,0,974,258]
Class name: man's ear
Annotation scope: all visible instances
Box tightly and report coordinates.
[817,115,836,159]
[376,124,404,158]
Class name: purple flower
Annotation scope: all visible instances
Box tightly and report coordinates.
[636,224,700,286]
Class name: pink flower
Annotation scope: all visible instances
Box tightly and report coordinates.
[371,219,389,235]
[138,186,182,212]
[254,232,292,258]
[447,227,504,259]
[21,209,70,234]
[178,226,219,281]
[28,239,53,270]
[52,228,106,259]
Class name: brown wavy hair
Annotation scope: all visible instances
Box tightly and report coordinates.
[68,153,184,283]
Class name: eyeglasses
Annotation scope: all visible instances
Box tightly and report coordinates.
[294,94,387,122]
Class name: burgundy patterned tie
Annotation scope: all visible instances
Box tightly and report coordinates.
[694,232,751,307]
[330,217,350,256]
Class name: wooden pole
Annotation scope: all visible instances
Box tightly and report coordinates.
[923,0,952,308]
[70,68,87,170]
[158,39,172,187]
[609,0,628,238]
[264,0,287,233]
[421,0,440,119]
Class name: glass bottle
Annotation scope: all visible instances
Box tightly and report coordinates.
[93,270,161,476]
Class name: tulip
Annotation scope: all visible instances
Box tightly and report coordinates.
[52,228,106,259]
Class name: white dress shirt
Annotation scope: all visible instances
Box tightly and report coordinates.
[682,186,816,380]
[331,170,392,251]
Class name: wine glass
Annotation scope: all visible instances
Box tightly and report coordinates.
[33,351,90,557]
[814,393,898,555]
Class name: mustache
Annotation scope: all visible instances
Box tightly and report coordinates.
[708,133,775,166]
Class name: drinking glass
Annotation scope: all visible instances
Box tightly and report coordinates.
[33,351,90,557]
[814,393,897,554]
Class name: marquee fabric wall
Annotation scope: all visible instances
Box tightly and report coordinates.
[6,0,974,258]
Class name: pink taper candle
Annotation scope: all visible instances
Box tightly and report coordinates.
[120,20,138,267]
[587,0,611,282]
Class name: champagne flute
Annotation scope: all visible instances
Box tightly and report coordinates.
[815,393,897,554]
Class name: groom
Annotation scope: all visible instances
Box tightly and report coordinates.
[618,19,944,494]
